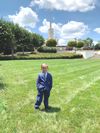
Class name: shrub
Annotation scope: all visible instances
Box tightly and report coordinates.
[46,39,57,47]
[38,46,57,53]
[0,52,82,60]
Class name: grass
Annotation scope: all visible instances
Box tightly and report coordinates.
[0,59,100,133]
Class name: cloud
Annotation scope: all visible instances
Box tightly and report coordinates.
[39,19,89,45]
[30,0,96,12]
[61,21,89,39]
[94,28,100,34]
[8,7,38,29]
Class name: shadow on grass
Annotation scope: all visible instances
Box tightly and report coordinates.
[0,83,5,90]
[41,106,61,113]
[0,78,6,90]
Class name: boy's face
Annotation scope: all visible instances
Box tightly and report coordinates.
[41,64,48,73]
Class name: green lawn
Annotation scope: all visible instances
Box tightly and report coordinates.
[0,59,100,133]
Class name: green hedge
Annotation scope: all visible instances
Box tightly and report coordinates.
[0,52,82,60]
[38,46,57,53]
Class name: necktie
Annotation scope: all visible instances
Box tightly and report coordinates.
[44,73,46,81]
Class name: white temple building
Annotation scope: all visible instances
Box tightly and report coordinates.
[48,22,54,39]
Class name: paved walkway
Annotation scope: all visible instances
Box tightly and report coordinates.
[91,54,100,59]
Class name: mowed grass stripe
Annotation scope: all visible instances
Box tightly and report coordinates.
[58,79,100,133]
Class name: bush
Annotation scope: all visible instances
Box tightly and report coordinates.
[38,46,57,53]
[46,39,57,47]
[0,52,82,60]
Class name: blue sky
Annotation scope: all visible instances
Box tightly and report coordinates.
[0,0,100,45]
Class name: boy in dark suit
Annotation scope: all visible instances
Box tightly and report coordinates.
[34,63,53,110]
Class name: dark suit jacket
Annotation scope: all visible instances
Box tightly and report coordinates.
[36,72,52,92]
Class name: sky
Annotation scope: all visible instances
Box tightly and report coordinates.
[0,0,100,45]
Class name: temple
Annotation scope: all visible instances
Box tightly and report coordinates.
[48,22,54,39]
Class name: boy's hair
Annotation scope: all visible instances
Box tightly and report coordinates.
[41,63,48,68]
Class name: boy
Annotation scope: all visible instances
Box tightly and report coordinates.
[34,63,53,110]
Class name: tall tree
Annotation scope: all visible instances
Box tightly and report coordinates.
[0,19,15,57]
[31,34,44,51]
[95,42,100,50]
[0,19,45,55]
[83,38,93,47]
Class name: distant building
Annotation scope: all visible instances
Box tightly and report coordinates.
[48,22,54,39]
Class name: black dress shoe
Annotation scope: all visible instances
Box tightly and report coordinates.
[45,106,51,110]
[35,107,40,110]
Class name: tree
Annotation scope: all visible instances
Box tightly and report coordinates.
[12,25,31,54]
[20,29,32,54]
[10,24,35,53]
[94,42,100,50]
[77,41,84,48]
[31,34,44,50]
[7,21,17,57]
[46,39,57,47]
[83,38,93,47]
[0,19,15,57]
[67,41,77,48]
[0,19,45,55]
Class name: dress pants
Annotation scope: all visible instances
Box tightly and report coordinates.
[35,89,50,109]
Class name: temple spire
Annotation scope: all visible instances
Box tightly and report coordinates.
[48,21,54,39]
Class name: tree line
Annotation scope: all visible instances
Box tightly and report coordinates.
[67,38,100,50]
[0,19,100,58]
[0,19,44,56]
